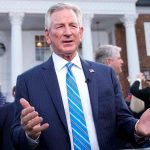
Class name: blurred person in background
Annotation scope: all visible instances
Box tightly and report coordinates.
[95,45,123,75]
[0,86,16,150]
[95,45,150,149]
[130,72,150,113]
[130,73,150,148]
[0,84,6,106]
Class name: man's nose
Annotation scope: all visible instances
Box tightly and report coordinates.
[121,59,124,63]
[63,27,72,35]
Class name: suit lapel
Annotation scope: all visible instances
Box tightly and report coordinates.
[81,59,99,130]
[41,57,68,131]
[40,57,99,133]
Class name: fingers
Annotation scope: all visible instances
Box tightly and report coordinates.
[19,98,49,139]
[21,110,38,126]
[24,116,49,139]
[20,98,36,124]
[136,72,146,81]
[27,123,49,139]
[20,98,31,108]
[136,108,150,136]
[24,116,43,131]
[29,123,49,135]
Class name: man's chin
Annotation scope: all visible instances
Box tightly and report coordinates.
[119,70,122,74]
[63,49,77,54]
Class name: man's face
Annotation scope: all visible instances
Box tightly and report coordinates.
[45,9,83,60]
[107,52,124,75]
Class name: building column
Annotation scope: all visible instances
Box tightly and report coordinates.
[82,14,94,61]
[9,12,24,88]
[121,14,140,84]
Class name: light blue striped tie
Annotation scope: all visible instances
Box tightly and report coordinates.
[66,62,91,150]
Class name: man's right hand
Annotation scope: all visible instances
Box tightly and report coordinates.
[20,98,49,140]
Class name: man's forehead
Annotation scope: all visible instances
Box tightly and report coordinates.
[51,8,75,16]
[51,9,77,22]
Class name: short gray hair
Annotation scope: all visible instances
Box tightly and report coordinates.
[95,45,121,64]
[45,3,82,31]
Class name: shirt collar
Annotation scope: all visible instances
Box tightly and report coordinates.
[52,52,82,72]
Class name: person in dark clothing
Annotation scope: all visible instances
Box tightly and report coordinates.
[130,72,150,111]
[0,86,16,150]
[130,72,150,148]
[0,85,6,105]
[0,103,16,150]
[0,92,6,105]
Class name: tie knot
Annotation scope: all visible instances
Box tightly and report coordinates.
[66,62,74,71]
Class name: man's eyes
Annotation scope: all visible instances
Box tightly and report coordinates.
[71,24,78,28]
[55,24,78,29]
[56,25,63,29]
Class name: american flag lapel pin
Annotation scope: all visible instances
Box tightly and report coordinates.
[89,69,95,73]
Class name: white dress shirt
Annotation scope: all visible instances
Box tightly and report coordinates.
[52,52,99,150]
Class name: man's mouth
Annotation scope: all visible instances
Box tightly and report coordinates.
[63,40,73,43]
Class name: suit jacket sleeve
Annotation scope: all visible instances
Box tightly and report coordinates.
[92,63,137,148]
[109,69,137,143]
[11,75,32,150]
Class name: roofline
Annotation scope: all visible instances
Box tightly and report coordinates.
[136,0,150,6]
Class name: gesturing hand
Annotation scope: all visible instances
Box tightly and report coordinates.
[20,98,49,140]
[135,108,150,137]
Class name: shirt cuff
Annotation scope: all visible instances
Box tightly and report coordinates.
[25,132,39,149]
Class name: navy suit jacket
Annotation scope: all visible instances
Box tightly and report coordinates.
[0,103,16,150]
[11,57,137,150]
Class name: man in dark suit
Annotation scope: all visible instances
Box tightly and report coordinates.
[11,2,150,150]
[95,45,150,148]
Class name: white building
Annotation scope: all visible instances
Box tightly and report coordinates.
[0,0,150,101]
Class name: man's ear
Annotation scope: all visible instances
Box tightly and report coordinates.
[106,59,111,65]
[79,27,84,42]
[45,29,51,45]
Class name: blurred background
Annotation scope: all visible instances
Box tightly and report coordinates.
[0,0,150,101]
